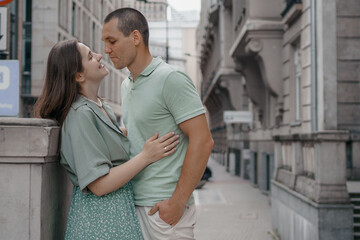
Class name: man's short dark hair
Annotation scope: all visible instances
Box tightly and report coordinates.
[104,8,149,47]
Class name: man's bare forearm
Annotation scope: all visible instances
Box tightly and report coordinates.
[172,135,213,206]
[172,114,214,205]
[148,114,213,225]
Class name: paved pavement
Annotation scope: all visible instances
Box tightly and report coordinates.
[194,158,274,240]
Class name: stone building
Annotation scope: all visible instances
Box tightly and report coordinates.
[198,0,249,178]
[149,10,200,89]
[3,0,170,119]
[198,0,360,239]
[122,0,167,22]
[3,0,202,121]
[4,0,127,118]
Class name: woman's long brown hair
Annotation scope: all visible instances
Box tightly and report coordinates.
[34,40,83,126]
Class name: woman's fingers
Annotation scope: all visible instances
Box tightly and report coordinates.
[157,132,175,143]
[162,134,179,147]
[164,146,177,156]
[163,138,179,152]
[147,132,159,142]
[156,132,179,153]
[147,132,179,156]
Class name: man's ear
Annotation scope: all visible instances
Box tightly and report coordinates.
[132,30,142,46]
[75,72,85,83]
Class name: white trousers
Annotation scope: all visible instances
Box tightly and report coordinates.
[136,204,197,240]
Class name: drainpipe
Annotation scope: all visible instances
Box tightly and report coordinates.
[310,0,318,132]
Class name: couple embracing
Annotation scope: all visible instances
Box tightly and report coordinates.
[35,8,214,240]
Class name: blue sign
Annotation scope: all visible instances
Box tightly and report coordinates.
[0,60,19,116]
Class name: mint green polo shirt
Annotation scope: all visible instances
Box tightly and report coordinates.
[121,57,205,206]
[60,96,130,193]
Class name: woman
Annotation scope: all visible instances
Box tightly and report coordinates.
[34,40,179,239]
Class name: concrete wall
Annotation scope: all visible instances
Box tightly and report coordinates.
[271,131,353,240]
[182,27,201,91]
[316,0,338,131]
[336,0,360,132]
[272,182,353,240]
[249,140,274,189]
[0,118,72,240]
[282,0,312,134]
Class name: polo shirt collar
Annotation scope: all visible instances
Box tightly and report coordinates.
[128,56,163,80]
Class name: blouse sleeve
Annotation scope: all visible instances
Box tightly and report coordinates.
[65,107,112,193]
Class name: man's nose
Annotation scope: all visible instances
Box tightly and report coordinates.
[104,46,111,54]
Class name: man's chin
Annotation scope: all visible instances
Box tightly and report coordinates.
[109,59,126,69]
[113,63,126,70]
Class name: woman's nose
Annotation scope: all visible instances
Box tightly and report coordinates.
[95,53,102,61]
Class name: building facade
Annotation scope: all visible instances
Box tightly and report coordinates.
[148,9,200,89]
[198,0,360,239]
[198,0,250,179]
[4,0,127,118]
[2,0,171,119]
[123,0,167,22]
[2,0,202,121]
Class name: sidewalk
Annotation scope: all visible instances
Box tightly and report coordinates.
[194,158,274,240]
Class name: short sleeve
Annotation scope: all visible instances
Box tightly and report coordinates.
[162,71,205,124]
[65,107,112,192]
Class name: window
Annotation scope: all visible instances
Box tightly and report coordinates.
[9,1,18,59]
[100,0,103,21]
[22,0,32,95]
[59,0,68,30]
[58,0,61,27]
[84,0,91,10]
[77,6,81,38]
[93,0,99,20]
[92,22,96,50]
[71,2,76,36]
[82,14,90,46]
[281,0,302,17]
[294,43,302,121]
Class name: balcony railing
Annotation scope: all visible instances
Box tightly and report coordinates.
[273,131,350,204]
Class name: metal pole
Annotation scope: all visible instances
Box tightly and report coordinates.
[310,0,318,132]
[137,0,169,63]
[165,3,169,63]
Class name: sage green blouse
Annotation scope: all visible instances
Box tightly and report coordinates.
[60,95,130,192]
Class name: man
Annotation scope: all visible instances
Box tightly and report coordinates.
[102,8,214,239]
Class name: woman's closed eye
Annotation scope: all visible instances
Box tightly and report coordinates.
[88,51,93,60]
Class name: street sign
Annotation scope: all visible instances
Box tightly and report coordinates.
[0,7,7,50]
[223,111,253,124]
[0,60,19,116]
